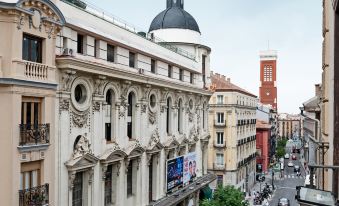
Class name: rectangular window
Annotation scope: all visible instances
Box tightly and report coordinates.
[107,45,115,62]
[216,154,224,165]
[104,165,113,205]
[94,39,98,58]
[168,65,172,78]
[21,97,41,125]
[127,162,133,196]
[72,172,83,206]
[217,113,224,124]
[77,34,84,54]
[179,69,184,81]
[217,175,223,186]
[190,73,194,84]
[129,52,135,68]
[22,34,42,63]
[105,123,111,142]
[202,55,206,86]
[217,132,224,145]
[151,59,156,73]
[217,95,224,104]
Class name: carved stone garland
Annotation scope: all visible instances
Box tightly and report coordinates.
[71,110,89,128]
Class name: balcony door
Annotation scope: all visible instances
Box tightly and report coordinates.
[20,161,41,190]
[21,97,42,126]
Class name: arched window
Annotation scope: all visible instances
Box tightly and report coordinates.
[166,97,172,135]
[127,92,136,139]
[105,90,115,142]
[178,99,183,133]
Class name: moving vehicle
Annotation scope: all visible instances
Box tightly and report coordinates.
[278,197,290,206]
[294,165,300,173]
[287,161,293,167]
[292,154,297,160]
[284,153,290,159]
[279,158,284,163]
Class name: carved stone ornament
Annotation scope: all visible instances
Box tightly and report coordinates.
[72,135,92,159]
[148,128,160,148]
[189,112,194,122]
[17,15,25,30]
[149,111,157,124]
[71,110,89,128]
[160,104,167,113]
[88,167,94,184]
[124,158,131,174]
[62,70,76,92]
[116,161,122,176]
[93,76,107,96]
[119,102,127,118]
[102,164,108,181]
[92,101,101,112]
[68,171,76,190]
[147,154,153,166]
[189,126,198,140]
[140,103,147,113]
[120,81,131,103]
[60,99,70,111]
[142,84,152,100]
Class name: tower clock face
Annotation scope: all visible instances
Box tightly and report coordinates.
[266,92,270,96]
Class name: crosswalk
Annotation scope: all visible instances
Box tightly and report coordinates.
[281,174,305,179]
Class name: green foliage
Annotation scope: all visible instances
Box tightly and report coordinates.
[276,147,285,158]
[277,139,288,148]
[201,185,249,206]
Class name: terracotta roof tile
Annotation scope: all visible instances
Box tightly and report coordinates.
[211,73,257,98]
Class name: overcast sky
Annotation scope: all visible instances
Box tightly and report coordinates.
[86,0,322,114]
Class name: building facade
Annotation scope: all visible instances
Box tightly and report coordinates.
[257,103,277,161]
[0,0,215,206]
[259,50,278,110]
[208,73,257,193]
[256,121,271,173]
[277,113,302,139]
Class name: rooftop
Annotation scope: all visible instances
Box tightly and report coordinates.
[61,0,196,60]
[210,72,257,98]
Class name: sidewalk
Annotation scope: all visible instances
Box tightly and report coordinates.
[247,174,277,206]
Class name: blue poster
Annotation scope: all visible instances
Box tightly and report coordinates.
[166,156,184,191]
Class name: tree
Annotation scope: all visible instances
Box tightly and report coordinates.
[201,185,249,206]
[276,147,285,158]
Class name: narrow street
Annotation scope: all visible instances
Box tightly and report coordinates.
[269,139,306,205]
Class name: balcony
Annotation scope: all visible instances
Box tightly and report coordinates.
[213,163,226,171]
[12,59,56,84]
[19,184,49,206]
[214,140,226,149]
[18,124,50,152]
[214,121,226,127]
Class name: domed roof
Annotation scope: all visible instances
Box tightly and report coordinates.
[149,0,200,33]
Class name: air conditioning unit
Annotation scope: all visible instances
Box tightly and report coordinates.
[63,48,74,56]
[138,68,145,75]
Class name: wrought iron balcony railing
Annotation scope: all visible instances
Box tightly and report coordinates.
[19,124,50,146]
[19,184,49,206]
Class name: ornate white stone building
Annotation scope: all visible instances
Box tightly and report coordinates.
[0,0,215,205]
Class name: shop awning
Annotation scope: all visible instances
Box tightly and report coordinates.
[201,186,213,200]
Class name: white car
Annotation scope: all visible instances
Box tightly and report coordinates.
[279,158,284,163]
[287,161,294,167]
[284,153,290,159]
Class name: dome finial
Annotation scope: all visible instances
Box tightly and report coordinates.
[167,0,184,9]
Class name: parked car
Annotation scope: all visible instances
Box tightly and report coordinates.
[279,158,284,163]
[278,198,290,206]
[294,165,300,173]
[287,161,294,167]
[284,153,290,159]
[292,155,297,160]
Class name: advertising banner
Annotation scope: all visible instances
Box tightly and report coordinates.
[166,156,184,191]
[183,152,197,184]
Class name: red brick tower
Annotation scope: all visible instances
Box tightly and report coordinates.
[259,50,278,110]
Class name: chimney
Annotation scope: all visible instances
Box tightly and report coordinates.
[315,84,321,97]
[221,75,226,80]
[227,78,231,83]
[215,73,220,78]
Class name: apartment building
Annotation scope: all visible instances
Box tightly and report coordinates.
[208,72,257,193]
